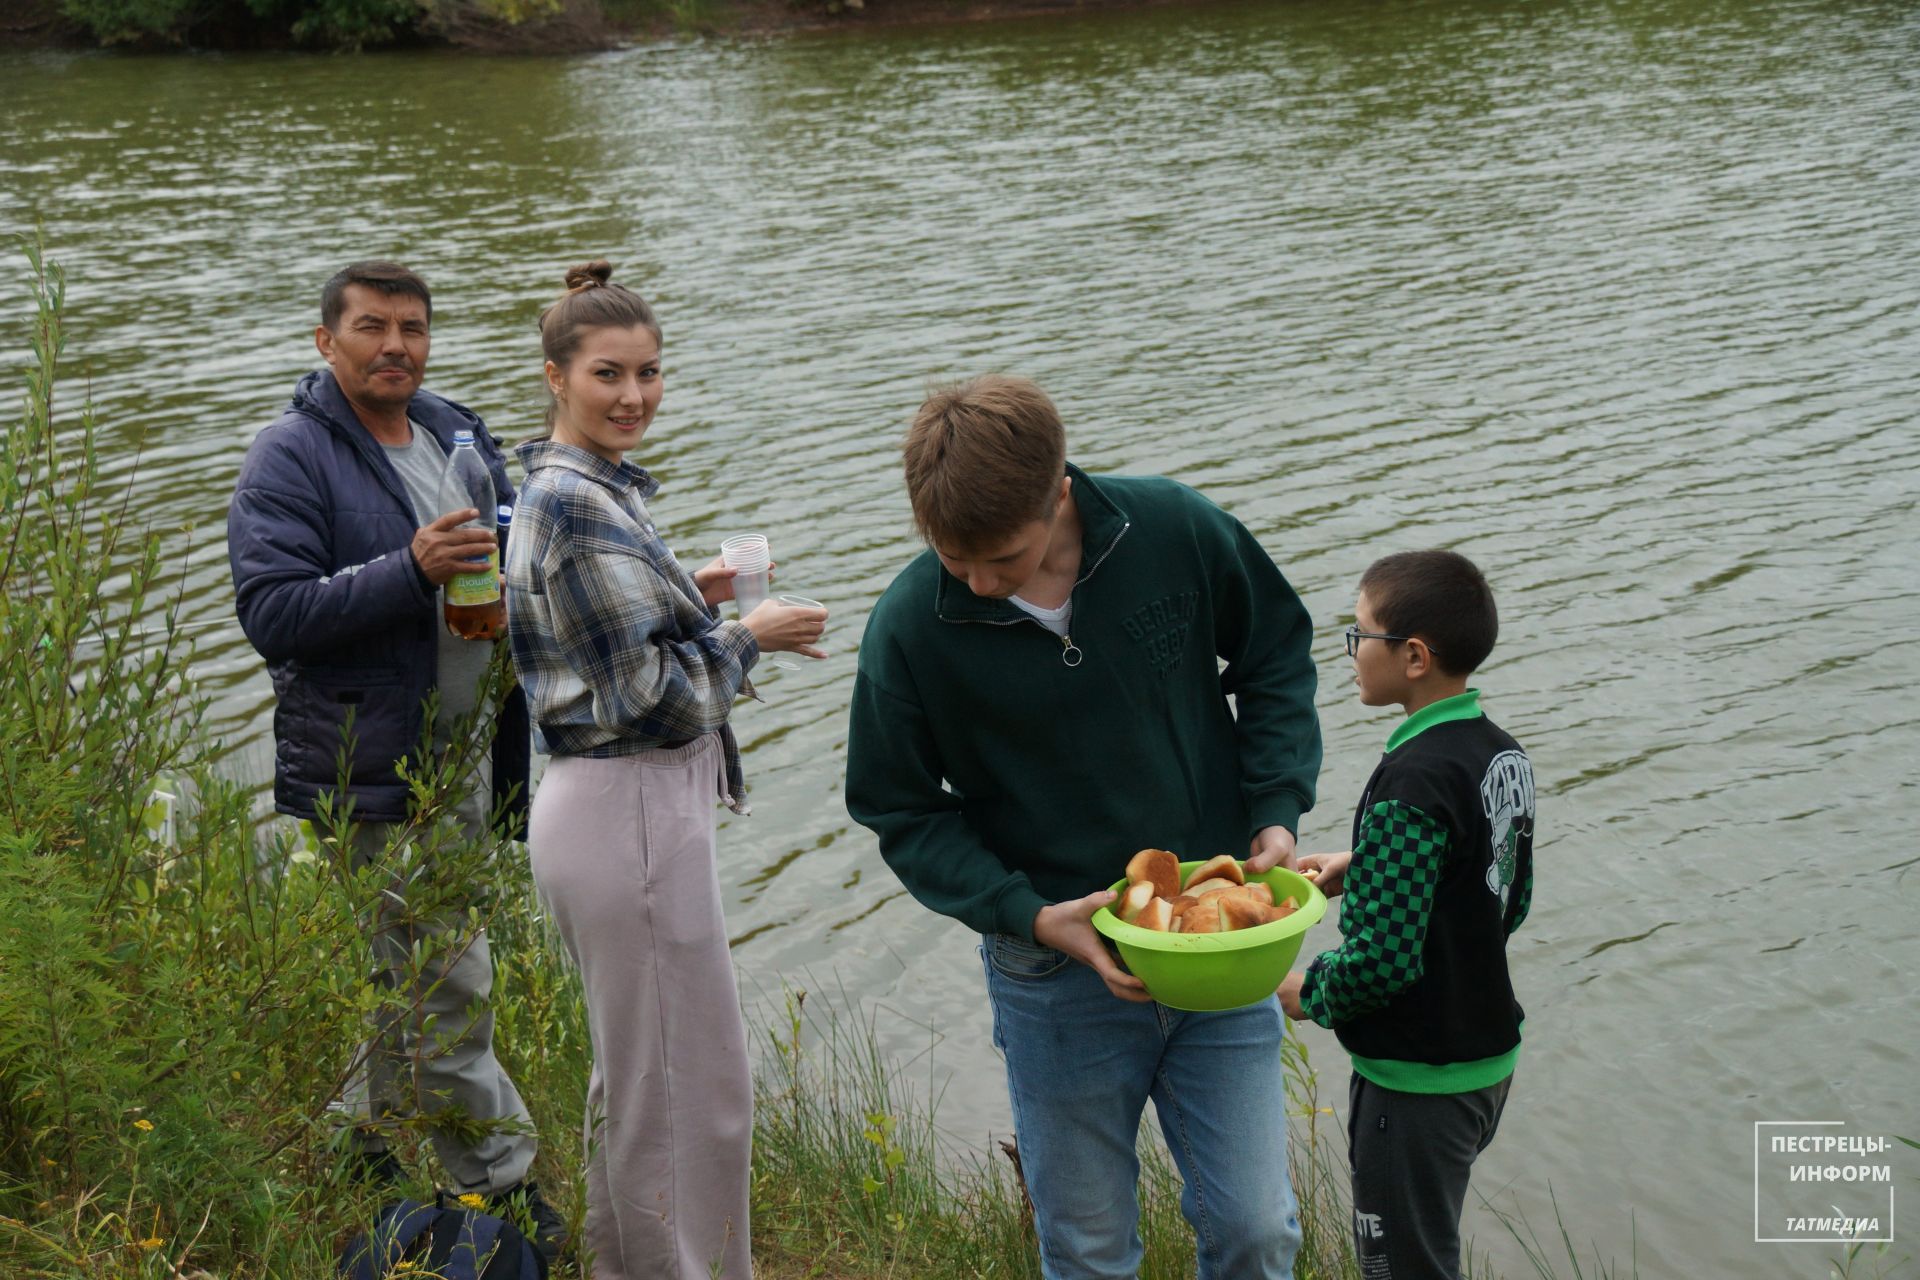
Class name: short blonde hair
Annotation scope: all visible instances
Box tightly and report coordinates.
[902,375,1066,552]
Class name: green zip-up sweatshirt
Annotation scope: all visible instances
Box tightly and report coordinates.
[845,465,1321,941]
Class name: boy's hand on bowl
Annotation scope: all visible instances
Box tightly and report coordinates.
[1297,851,1352,897]
[1245,825,1298,874]
[1277,971,1307,1021]
[1034,893,1153,1004]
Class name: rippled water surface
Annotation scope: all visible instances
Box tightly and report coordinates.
[4,1,1918,1273]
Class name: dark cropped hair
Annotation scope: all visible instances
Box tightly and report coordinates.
[903,374,1067,553]
[321,261,432,330]
[1359,549,1499,677]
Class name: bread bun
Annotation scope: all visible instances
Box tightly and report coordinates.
[1182,855,1244,889]
[1220,896,1275,930]
[1183,877,1239,898]
[1125,848,1182,899]
[1199,884,1270,907]
[1134,897,1174,932]
[1184,899,1229,934]
[1116,880,1156,923]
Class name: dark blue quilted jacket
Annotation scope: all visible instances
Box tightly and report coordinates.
[228,369,521,822]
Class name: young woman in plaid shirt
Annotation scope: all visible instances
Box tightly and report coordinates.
[505,261,826,1280]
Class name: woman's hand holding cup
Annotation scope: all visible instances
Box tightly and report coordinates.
[694,555,777,608]
[742,598,828,660]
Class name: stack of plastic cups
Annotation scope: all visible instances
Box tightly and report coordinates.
[720,534,771,616]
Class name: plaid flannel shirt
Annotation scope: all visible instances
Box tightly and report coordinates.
[505,440,757,813]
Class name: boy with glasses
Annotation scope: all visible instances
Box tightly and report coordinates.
[1279,549,1536,1280]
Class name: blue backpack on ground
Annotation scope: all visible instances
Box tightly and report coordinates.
[339,1195,548,1280]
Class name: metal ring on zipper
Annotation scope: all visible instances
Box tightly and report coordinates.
[1061,643,1084,668]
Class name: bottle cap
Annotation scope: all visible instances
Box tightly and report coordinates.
[453,428,475,444]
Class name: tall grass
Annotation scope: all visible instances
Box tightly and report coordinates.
[0,238,547,1276]
[746,981,1364,1280]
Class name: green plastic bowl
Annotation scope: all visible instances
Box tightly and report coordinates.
[1092,861,1328,1012]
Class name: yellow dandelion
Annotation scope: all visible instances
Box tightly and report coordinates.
[133,1118,154,1132]
[457,1192,487,1211]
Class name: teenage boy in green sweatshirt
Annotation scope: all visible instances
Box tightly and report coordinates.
[846,375,1322,1280]
[1278,549,1535,1280]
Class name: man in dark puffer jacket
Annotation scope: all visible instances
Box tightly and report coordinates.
[228,262,560,1258]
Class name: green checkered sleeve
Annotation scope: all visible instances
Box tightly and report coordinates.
[1299,800,1447,1029]
[1506,853,1532,935]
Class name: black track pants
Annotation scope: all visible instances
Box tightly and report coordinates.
[1347,1071,1514,1279]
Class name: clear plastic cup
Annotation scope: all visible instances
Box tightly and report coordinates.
[767,593,827,670]
[720,534,771,616]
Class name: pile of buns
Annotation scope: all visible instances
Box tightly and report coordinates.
[1114,850,1299,934]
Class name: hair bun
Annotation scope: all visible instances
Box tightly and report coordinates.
[564,259,615,293]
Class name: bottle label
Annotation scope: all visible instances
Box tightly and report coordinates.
[446,550,501,607]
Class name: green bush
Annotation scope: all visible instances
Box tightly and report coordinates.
[0,239,541,1276]
[56,0,201,44]
[240,0,423,47]
[60,0,570,46]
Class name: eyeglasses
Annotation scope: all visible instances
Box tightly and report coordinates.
[1344,625,1437,658]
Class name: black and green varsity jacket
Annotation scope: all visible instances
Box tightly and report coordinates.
[1301,689,1535,1093]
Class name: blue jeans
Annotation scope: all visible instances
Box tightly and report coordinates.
[982,933,1303,1280]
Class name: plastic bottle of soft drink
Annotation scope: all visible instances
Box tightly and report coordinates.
[437,430,504,641]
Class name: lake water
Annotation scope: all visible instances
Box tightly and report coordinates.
[3,0,1917,1274]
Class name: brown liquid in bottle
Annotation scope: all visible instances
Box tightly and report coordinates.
[444,596,504,641]
[444,546,504,640]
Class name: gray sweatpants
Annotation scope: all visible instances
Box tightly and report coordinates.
[341,758,539,1195]
[1347,1071,1513,1280]
[529,741,754,1280]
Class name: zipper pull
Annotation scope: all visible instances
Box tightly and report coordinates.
[1060,634,1084,668]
